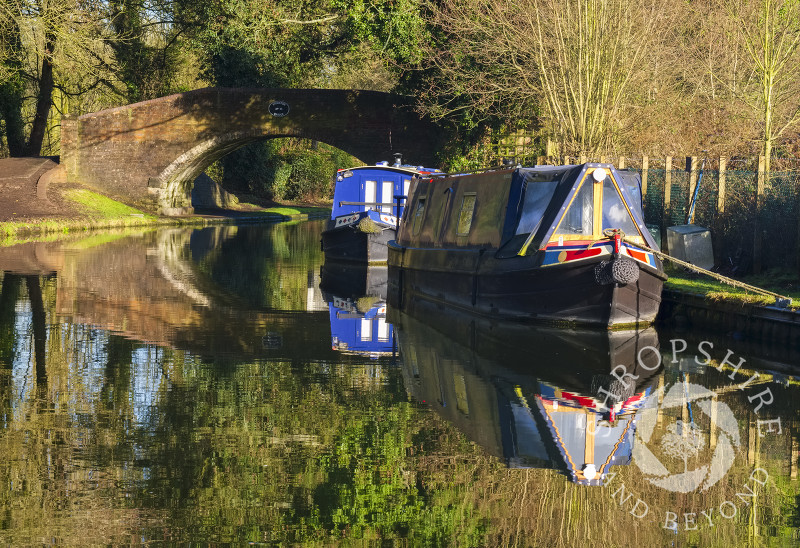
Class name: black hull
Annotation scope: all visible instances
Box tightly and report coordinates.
[319,261,388,301]
[388,243,665,328]
[388,300,662,390]
[321,222,395,264]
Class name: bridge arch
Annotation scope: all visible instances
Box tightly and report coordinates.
[61,88,442,215]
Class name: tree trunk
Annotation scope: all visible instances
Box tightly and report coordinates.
[22,31,56,157]
[0,16,26,156]
[0,81,25,156]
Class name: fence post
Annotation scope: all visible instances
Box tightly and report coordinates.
[641,155,649,199]
[796,175,800,273]
[599,155,607,164]
[618,156,626,170]
[563,155,570,165]
[754,155,765,274]
[663,156,672,231]
[714,157,727,267]
[717,157,726,214]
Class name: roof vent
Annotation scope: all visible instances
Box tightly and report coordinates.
[393,153,403,166]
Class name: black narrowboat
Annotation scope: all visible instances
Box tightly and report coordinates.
[321,156,441,263]
[388,163,667,328]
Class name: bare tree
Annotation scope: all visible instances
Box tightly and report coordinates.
[530,0,667,155]
[715,0,800,172]
[421,0,665,156]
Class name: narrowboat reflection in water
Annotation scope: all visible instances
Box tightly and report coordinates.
[389,163,667,327]
[389,301,662,485]
[320,262,394,356]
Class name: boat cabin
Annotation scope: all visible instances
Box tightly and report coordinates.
[332,161,441,220]
[399,163,656,259]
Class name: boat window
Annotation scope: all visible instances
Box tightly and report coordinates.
[412,197,426,235]
[382,181,394,213]
[516,180,559,235]
[360,318,372,341]
[456,194,477,235]
[602,178,640,235]
[617,172,644,216]
[555,180,593,236]
[377,318,390,341]
[365,180,377,211]
[435,188,454,240]
[454,374,469,416]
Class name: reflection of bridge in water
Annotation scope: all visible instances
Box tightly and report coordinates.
[0,224,337,362]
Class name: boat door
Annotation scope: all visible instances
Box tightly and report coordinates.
[381,180,394,213]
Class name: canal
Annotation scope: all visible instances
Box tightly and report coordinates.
[0,220,797,545]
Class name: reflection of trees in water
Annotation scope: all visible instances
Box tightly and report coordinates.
[194,221,324,310]
[0,270,477,543]
[1,241,799,544]
[0,275,164,543]
[0,273,21,431]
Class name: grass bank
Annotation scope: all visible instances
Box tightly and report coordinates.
[0,188,331,247]
[665,266,800,309]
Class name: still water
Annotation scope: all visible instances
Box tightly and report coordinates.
[0,220,798,546]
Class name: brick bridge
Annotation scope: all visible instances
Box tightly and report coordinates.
[61,88,442,215]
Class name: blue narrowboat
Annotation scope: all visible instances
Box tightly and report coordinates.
[322,156,441,263]
[327,296,394,356]
[389,163,667,327]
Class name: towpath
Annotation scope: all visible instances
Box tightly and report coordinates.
[0,157,79,222]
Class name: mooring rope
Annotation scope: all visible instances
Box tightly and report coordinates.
[621,236,793,308]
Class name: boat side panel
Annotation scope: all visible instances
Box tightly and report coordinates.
[399,170,518,249]
[390,246,663,326]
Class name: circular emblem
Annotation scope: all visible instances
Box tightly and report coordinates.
[268,101,290,117]
[633,382,741,493]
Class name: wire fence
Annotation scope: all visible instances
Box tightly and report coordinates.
[635,164,800,273]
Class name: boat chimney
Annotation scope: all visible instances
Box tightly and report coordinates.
[393,153,403,166]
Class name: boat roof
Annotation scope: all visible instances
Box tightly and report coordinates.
[337,163,441,176]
